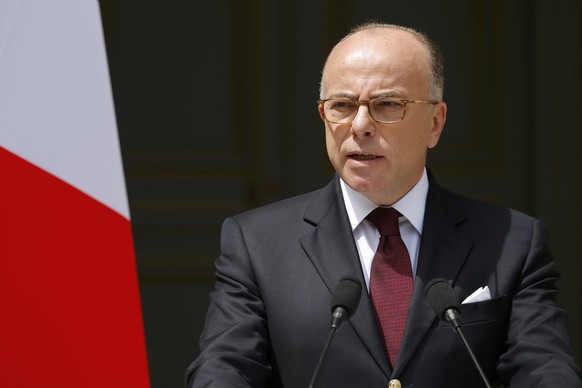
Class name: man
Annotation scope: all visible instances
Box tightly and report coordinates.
[187,23,582,387]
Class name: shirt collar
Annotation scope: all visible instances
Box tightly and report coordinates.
[340,168,429,234]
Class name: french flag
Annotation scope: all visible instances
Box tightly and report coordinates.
[0,1,150,386]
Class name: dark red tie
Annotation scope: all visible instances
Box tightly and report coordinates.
[367,207,413,367]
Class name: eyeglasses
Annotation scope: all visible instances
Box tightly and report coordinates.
[317,96,439,124]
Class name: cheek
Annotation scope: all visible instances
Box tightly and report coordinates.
[381,129,428,166]
[324,125,345,157]
[324,129,341,168]
[400,121,435,150]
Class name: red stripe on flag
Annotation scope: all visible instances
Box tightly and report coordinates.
[0,147,150,387]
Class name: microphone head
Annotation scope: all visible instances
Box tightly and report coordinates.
[424,278,461,321]
[331,277,362,318]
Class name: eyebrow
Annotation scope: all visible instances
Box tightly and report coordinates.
[326,90,405,100]
[327,92,357,99]
[372,91,405,99]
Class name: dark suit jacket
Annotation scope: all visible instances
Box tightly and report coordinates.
[187,173,582,387]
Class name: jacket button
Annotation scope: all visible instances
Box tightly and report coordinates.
[388,379,401,388]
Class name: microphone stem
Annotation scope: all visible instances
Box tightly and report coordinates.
[456,326,492,388]
[308,326,337,388]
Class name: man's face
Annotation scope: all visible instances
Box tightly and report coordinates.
[319,29,446,205]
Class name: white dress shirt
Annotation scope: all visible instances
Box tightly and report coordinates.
[340,168,429,290]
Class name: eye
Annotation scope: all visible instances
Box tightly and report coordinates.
[374,98,403,108]
[329,99,356,110]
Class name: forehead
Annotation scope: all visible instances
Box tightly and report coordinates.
[322,29,430,97]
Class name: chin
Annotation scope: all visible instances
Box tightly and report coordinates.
[344,175,380,195]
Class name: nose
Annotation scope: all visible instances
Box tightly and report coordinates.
[350,103,375,138]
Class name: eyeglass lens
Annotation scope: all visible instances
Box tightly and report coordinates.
[323,98,405,123]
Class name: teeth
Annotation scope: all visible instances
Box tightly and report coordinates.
[351,155,377,160]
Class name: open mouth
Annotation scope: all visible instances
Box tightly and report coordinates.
[349,154,380,161]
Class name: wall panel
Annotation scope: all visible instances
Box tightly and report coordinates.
[100,1,582,386]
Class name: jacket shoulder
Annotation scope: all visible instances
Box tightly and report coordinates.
[437,184,538,225]
[232,179,339,227]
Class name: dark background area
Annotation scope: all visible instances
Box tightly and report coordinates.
[99,1,581,387]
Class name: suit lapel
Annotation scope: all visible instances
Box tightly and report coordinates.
[393,177,474,375]
[299,177,392,378]
[298,174,475,378]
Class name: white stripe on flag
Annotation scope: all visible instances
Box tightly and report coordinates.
[0,0,129,219]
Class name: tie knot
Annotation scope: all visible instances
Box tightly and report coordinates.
[367,207,401,236]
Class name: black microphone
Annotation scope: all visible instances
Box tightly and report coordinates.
[308,277,362,388]
[330,276,362,329]
[424,278,493,388]
[424,278,462,330]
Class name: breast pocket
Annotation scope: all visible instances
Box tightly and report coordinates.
[438,296,509,327]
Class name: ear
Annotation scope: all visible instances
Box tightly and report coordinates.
[427,102,447,149]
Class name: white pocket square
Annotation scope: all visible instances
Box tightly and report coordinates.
[462,286,491,304]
